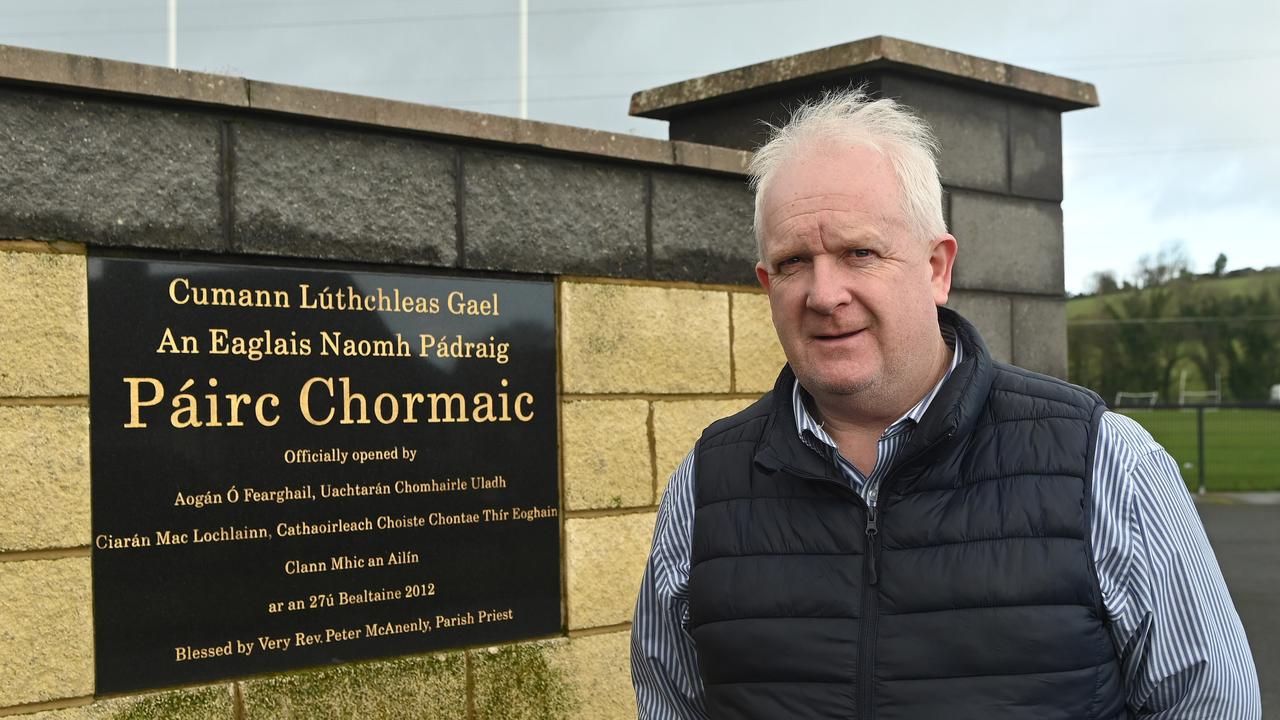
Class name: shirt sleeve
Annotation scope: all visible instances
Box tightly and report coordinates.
[631,449,710,720]
[1092,411,1261,719]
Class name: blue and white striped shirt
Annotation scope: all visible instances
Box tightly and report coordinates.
[632,332,1261,719]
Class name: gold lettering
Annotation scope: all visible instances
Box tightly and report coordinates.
[123,377,164,428]
[169,277,190,304]
[427,392,467,423]
[300,376,335,426]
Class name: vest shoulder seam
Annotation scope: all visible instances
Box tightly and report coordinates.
[987,390,1100,418]
[696,436,768,452]
[698,404,771,449]
[979,413,1096,427]
[990,363,1105,406]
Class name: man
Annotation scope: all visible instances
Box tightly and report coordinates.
[631,89,1260,719]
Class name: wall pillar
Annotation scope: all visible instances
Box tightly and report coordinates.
[630,35,1099,378]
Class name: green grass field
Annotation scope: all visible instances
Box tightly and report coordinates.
[1118,409,1280,492]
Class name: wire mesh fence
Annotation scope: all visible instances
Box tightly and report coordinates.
[1112,404,1280,493]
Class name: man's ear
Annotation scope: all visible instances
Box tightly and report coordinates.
[929,234,958,305]
[756,262,772,293]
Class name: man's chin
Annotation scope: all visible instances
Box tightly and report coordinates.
[795,369,877,398]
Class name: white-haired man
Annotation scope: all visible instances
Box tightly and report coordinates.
[631,90,1260,719]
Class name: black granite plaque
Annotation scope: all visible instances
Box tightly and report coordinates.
[89,251,559,693]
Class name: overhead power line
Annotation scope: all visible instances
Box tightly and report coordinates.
[1048,51,1280,72]
[0,0,811,39]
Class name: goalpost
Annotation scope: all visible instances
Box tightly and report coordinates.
[1114,391,1159,408]
[1179,370,1222,407]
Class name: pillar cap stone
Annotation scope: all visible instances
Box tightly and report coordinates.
[629,35,1099,120]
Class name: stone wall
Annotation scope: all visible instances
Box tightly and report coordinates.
[0,38,1082,719]
[0,45,774,720]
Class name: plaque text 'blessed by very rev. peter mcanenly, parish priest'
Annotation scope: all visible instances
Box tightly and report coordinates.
[88,252,559,694]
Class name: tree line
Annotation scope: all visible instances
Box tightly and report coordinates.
[1068,247,1280,404]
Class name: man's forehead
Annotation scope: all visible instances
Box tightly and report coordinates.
[760,144,902,217]
[763,212,886,251]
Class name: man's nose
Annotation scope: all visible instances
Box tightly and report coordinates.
[805,258,851,314]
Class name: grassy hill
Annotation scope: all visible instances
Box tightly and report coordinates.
[1068,269,1280,321]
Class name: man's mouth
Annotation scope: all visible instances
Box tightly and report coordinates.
[813,329,863,342]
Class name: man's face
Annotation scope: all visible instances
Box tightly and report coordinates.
[755,143,956,407]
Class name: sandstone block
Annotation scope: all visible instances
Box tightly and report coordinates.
[653,399,755,497]
[561,282,729,394]
[562,400,652,510]
[565,513,656,629]
[731,292,786,393]
[562,631,636,720]
[0,557,93,707]
[17,685,234,720]
[471,639,576,720]
[0,406,90,551]
[239,653,466,720]
[0,251,88,397]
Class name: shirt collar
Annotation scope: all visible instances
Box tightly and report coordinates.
[792,323,963,450]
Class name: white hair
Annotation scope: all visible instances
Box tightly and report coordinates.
[748,88,947,259]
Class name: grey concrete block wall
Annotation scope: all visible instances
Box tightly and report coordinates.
[232,121,457,265]
[650,171,756,284]
[1009,101,1064,201]
[944,291,1069,377]
[878,74,1009,194]
[0,82,753,286]
[949,192,1064,296]
[0,89,223,251]
[462,150,648,277]
[944,291,1012,363]
[1012,296,1068,378]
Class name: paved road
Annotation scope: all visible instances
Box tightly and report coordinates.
[1196,497,1279,715]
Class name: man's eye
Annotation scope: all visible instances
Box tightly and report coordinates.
[851,249,873,258]
[777,257,802,270]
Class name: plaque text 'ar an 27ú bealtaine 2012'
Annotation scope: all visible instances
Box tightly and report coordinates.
[88,252,559,694]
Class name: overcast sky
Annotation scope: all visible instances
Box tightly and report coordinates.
[2,0,1276,293]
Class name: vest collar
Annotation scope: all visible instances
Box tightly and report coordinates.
[753,307,996,481]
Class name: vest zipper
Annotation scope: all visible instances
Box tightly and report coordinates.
[860,494,881,719]
[865,500,880,585]
[856,430,951,719]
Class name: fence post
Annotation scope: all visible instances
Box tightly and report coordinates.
[1196,406,1206,495]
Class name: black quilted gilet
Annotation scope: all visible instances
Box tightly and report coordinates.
[689,308,1128,720]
